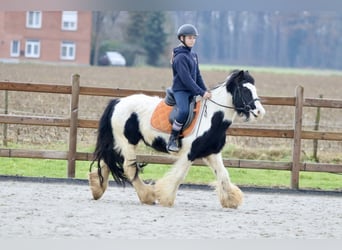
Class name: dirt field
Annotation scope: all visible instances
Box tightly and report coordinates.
[0,63,342,159]
[1,177,341,239]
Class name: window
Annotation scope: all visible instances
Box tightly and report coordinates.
[10,40,20,57]
[26,11,42,29]
[61,11,78,31]
[25,40,40,58]
[61,41,76,60]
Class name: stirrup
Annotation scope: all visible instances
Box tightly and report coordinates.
[167,144,180,152]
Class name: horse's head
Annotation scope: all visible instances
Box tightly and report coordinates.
[226,70,265,121]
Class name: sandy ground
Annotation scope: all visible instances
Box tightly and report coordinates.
[0,178,341,239]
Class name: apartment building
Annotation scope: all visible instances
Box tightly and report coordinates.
[0,11,92,65]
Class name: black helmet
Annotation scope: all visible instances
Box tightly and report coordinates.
[177,24,199,40]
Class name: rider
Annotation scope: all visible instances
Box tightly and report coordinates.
[167,24,212,152]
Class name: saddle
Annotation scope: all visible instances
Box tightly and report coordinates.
[151,87,201,137]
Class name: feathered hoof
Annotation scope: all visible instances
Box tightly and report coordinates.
[138,184,157,205]
[139,194,157,205]
[154,180,176,207]
[156,198,174,207]
[224,184,244,209]
[88,172,106,200]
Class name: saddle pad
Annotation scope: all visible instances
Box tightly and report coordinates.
[151,101,201,137]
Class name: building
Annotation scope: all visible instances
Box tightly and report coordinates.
[0,11,92,65]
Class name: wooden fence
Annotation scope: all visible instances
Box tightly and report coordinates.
[1,74,342,189]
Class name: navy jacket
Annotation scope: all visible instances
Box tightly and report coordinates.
[171,45,207,97]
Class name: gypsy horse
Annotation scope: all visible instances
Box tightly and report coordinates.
[88,70,265,208]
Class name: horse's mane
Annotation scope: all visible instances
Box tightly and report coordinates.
[210,69,255,92]
[229,70,254,84]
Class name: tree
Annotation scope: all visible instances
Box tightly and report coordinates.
[91,11,120,65]
[125,12,146,44]
[125,11,167,66]
[143,12,167,66]
[93,11,342,69]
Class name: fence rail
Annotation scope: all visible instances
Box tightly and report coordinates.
[1,76,342,189]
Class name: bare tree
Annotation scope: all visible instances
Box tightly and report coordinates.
[92,11,120,65]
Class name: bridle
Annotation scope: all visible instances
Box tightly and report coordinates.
[196,76,260,137]
[196,81,259,137]
[207,82,260,117]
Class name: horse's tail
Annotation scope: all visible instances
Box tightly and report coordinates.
[90,99,127,186]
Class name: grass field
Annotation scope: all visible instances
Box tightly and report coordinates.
[0,157,341,191]
[0,63,342,191]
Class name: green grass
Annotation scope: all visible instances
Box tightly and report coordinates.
[0,158,87,179]
[0,157,341,191]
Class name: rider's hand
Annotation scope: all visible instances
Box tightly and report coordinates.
[203,91,212,100]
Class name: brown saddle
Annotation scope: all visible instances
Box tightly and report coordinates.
[150,88,201,137]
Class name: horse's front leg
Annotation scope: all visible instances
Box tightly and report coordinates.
[154,154,192,207]
[204,153,243,208]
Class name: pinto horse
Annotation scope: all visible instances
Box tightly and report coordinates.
[89,70,265,208]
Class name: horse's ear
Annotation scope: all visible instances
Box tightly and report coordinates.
[236,70,244,82]
[226,70,242,93]
[226,69,246,92]
[244,70,255,84]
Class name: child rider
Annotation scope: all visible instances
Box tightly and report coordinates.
[167,24,212,152]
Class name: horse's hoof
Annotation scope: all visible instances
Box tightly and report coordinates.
[156,197,174,207]
[141,200,157,205]
[139,193,157,205]
[88,172,105,200]
[224,184,243,209]
[137,183,157,205]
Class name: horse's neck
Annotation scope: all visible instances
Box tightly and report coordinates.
[194,89,235,137]
[209,86,235,120]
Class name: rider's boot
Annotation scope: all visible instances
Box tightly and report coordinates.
[167,129,181,152]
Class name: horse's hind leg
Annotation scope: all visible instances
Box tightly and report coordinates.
[155,154,192,207]
[124,159,156,205]
[204,153,243,208]
[121,146,156,205]
[88,161,111,200]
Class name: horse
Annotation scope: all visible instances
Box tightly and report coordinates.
[88,69,265,208]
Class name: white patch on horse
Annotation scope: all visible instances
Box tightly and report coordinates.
[243,82,266,119]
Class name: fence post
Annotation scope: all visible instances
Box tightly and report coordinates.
[2,90,8,146]
[68,74,80,178]
[291,85,304,189]
[313,94,323,162]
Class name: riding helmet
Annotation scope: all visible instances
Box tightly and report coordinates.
[177,24,199,40]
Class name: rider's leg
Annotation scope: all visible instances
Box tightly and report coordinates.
[167,91,192,152]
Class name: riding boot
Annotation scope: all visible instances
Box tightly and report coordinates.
[167,129,181,152]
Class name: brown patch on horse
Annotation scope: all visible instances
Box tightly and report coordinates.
[151,101,201,137]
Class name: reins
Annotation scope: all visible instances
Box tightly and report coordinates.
[207,98,234,109]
